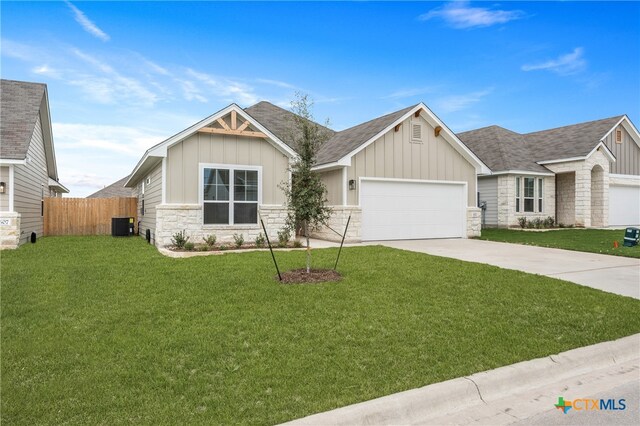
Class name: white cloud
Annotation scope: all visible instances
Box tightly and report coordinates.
[434,88,493,113]
[521,47,587,76]
[383,86,439,99]
[32,64,62,79]
[186,68,260,105]
[0,39,44,61]
[419,1,524,29]
[54,123,165,157]
[65,1,110,42]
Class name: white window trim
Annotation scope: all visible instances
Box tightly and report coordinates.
[515,175,544,214]
[199,163,263,225]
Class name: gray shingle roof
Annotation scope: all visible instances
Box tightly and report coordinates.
[0,79,45,160]
[86,176,137,198]
[244,101,419,166]
[317,105,418,165]
[457,116,624,173]
[525,115,623,162]
[244,101,335,153]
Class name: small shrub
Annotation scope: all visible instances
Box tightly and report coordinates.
[255,233,266,248]
[277,228,291,248]
[544,216,555,228]
[233,233,244,249]
[197,245,209,252]
[532,218,543,229]
[517,217,527,229]
[184,241,195,251]
[171,230,189,249]
[293,240,303,248]
[219,245,227,251]
[203,234,217,247]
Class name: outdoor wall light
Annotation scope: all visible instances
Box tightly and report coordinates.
[0,182,5,194]
[348,179,356,190]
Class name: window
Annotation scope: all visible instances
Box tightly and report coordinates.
[41,184,44,217]
[538,178,543,213]
[515,177,521,212]
[202,165,260,225]
[524,177,535,212]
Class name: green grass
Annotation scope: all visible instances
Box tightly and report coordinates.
[2,237,639,425]
[477,228,640,258]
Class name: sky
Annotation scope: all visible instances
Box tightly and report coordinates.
[2,1,639,197]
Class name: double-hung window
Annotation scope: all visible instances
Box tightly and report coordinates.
[524,177,535,212]
[515,177,521,212]
[202,165,260,225]
[538,178,543,213]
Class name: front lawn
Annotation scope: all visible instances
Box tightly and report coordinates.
[477,228,640,258]
[2,237,639,425]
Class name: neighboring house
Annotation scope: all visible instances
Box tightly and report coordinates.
[125,101,488,246]
[0,79,69,249]
[458,116,640,228]
[87,175,136,198]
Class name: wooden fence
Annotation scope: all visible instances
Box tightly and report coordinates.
[44,197,138,236]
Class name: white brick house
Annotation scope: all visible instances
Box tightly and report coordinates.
[459,116,640,228]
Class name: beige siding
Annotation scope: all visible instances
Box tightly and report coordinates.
[478,176,498,225]
[138,163,162,240]
[320,168,343,205]
[0,166,9,211]
[604,125,640,175]
[13,114,49,244]
[346,115,477,206]
[166,132,290,204]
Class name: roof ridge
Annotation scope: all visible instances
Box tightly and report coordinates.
[334,104,418,134]
[524,115,625,136]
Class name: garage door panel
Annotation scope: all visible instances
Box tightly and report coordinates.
[361,180,465,241]
[609,184,640,226]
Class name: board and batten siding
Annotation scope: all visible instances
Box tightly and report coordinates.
[138,163,162,239]
[166,133,290,205]
[13,114,49,244]
[0,166,9,211]
[346,115,477,206]
[477,176,498,226]
[604,125,640,175]
[320,168,343,205]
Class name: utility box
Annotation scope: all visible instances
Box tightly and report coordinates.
[112,217,135,237]
[623,227,639,247]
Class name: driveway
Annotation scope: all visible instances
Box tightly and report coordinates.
[372,239,640,299]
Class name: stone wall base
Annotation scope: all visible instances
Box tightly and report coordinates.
[467,207,481,238]
[308,206,362,243]
[0,212,21,250]
[155,204,289,247]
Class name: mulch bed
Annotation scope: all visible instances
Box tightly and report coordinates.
[278,269,342,284]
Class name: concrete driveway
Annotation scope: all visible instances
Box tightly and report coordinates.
[372,239,640,299]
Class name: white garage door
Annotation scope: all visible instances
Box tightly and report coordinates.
[360,179,466,241]
[609,184,640,226]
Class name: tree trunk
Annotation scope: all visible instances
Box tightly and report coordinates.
[305,221,311,273]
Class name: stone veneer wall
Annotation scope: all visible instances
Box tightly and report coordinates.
[544,148,610,228]
[496,175,556,227]
[155,204,289,247]
[308,206,362,243]
[0,212,21,250]
[467,207,481,237]
[555,173,575,226]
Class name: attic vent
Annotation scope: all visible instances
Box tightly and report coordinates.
[145,177,152,185]
[616,129,622,144]
[411,123,422,142]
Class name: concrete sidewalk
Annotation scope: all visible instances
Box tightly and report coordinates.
[283,334,640,426]
[372,239,640,299]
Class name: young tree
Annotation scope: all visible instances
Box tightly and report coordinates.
[281,94,332,273]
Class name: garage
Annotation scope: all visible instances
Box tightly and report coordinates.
[609,183,640,226]
[360,179,466,241]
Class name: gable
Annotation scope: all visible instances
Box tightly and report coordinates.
[604,121,640,175]
[125,104,297,187]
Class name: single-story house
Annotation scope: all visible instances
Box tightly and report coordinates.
[86,175,136,198]
[125,101,489,246]
[0,79,69,249]
[458,116,640,228]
